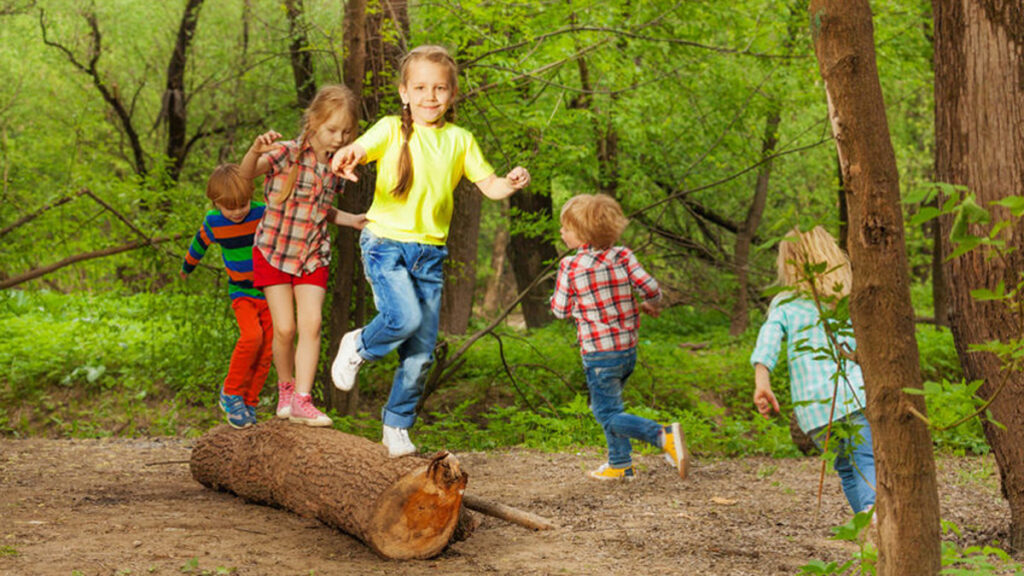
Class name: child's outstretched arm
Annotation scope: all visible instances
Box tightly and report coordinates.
[753,363,780,418]
[475,166,531,200]
[327,207,368,230]
[330,143,367,182]
[239,130,282,180]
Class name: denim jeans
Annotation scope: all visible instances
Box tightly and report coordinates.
[582,348,662,468]
[357,228,447,429]
[810,410,876,513]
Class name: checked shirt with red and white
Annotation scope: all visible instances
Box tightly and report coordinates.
[550,245,661,355]
[254,139,345,276]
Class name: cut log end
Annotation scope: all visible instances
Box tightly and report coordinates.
[368,452,468,559]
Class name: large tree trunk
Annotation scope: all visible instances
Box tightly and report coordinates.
[729,107,779,336]
[810,1,941,574]
[933,0,1024,552]
[190,420,470,560]
[440,180,483,334]
[508,189,557,328]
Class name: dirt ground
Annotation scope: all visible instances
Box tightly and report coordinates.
[0,434,1011,576]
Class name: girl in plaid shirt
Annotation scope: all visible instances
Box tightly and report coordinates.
[750,226,875,514]
[551,194,688,481]
[239,85,367,427]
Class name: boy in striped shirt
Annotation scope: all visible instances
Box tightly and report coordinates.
[551,194,688,481]
[181,164,271,429]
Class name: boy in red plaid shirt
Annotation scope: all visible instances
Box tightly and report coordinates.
[551,194,689,481]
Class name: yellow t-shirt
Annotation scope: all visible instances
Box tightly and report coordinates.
[359,116,495,245]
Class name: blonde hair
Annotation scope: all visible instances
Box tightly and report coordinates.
[392,45,460,200]
[275,84,359,205]
[777,226,852,300]
[560,194,629,250]
[206,164,252,209]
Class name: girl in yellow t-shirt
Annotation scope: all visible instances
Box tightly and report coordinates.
[330,44,530,457]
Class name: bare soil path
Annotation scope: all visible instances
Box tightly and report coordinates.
[0,436,1008,575]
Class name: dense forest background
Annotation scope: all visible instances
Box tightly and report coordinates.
[0,0,964,446]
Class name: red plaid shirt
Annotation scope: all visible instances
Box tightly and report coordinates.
[254,139,344,275]
[550,245,662,354]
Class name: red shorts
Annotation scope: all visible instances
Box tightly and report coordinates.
[252,247,329,289]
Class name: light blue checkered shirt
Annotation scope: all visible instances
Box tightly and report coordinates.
[750,294,866,433]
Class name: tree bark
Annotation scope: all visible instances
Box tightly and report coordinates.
[190,420,469,560]
[440,179,483,334]
[933,0,1024,552]
[164,0,204,182]
[284,0,316,108]
[729,107,779,336]
[810,1,941,573]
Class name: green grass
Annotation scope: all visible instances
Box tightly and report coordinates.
[0,289,985,457]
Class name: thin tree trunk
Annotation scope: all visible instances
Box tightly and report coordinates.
[284,0,316,108]
[440,180,482,334]
[481,204,511,318]
[810,1,941,573]
[729,107,779,336]
[508,189,557,328]
[164,0,204,181]
[934,0,1024,552]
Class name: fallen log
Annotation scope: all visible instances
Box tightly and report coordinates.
[190,419,468,560]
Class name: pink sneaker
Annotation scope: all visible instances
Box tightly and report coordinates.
[288,394,332,427]
[276,381,295,419]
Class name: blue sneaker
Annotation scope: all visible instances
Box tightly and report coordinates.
[245,404,257,426]
[219,390,252,429]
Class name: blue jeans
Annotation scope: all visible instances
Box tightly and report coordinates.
[357,228,447,429]
[582,348,662,468]
[811,410,876,513]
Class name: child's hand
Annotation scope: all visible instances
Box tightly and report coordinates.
[332,210,368,230]
[179,271,188,281]
[640,300,661,318]
[506,166,531,190]
[250,130,282,155]
[331,144,366,181]
[753,386,780,418]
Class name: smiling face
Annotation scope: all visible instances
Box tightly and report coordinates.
[399,59,456,127]
[310,109,356,163]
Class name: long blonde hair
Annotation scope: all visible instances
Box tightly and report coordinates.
[275,84,359,205]
[392,45,459,200]
[776,225,852,301]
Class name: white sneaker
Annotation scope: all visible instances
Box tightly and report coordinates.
[331,329,365,391]
[382,424,416,458]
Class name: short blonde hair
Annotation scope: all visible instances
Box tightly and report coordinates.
[777,225,852,300]
[560,194,629,249]
[206,164,252,210]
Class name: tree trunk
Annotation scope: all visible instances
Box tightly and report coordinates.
[324,0,404,416]
[481,204,512,319]
[509,189,557,328]
[440,180,482,334]
[190,421,470,560]
[284,0,316,108]
[933,0,1024,552]
[729,107,779,336]
[810,1,941,574]
[164,0,204,182]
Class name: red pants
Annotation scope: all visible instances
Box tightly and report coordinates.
[223,297,273,406]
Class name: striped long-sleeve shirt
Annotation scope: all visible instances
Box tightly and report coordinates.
[181,202,266,301]
[550,245,662,354]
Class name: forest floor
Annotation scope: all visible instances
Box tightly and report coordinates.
[0,435,1012,576]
